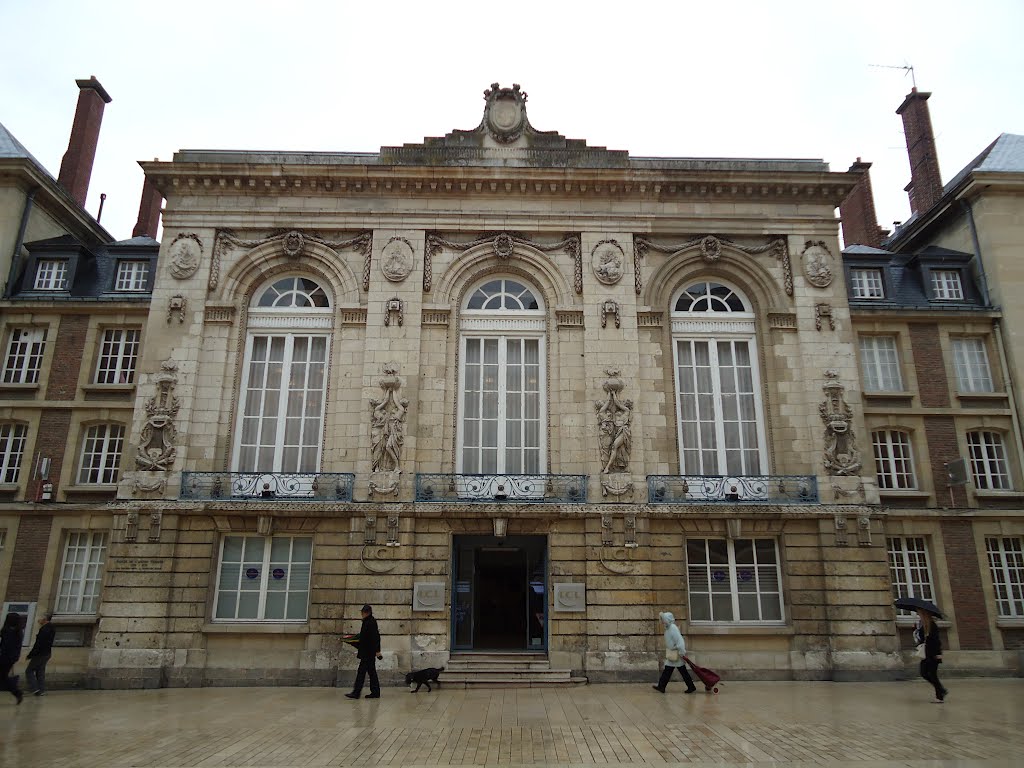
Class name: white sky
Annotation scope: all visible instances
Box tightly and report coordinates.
[3,0,1023,243]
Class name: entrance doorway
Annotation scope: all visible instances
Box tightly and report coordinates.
[451,535,546,651]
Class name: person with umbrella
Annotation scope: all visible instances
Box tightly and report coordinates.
[895,597,947,703]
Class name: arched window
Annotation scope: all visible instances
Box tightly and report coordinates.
[872,429,916,490]
[459,278,545,478]
[671,282,766,477]
[233,276,332,476]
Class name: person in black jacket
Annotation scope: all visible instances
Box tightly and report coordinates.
[345,604,382,699]
[915,608,948,703]
[26,613,56,695]
[1,611,24,705]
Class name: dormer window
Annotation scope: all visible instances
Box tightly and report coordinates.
[849,268,884,299]
[929,269,963,300]
[34,259,68,290]
[115,260,151,292]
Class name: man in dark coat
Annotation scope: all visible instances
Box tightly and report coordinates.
[26,613,56,695]
[345,604,382,699]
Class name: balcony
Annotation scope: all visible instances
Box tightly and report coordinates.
[180,472,355,502]
[415,474,588,504]
[647,475,818,504]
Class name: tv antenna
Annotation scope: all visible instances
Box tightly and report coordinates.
[869,63,917,89]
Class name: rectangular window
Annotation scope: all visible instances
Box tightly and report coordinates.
[850,268,885,299]
[968,431,1011,490]
[3,327,47,384]
[952,337,994,393]
[887,536,935,616]
[873,430,917,490]
[930,270,964,300]
[0,423,28,483]
[214,535,312,621]
[986,536,1024,618]
[95,329,141,384]
[686,538,783,623]
[859,336,903,392]
[55,531,107,614]
[77,424,125,484]
[34,259,68,290]
[115,260,150,291]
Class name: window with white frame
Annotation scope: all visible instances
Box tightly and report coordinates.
[95,328,141,384]
[55,531,107,614]
[3,327,47,384]
[952,337,994,393]
[985,536,1024,618]
[686,538,783,622]
[114,260,150,291]
[967,430,1011,490]
[849,268,885,299]
[77,424,125,484]
[873,430,917,490]
[859,335,903,391]
[930,270,964,300]
[234,277,331,478]
[0,423,28,483]
[672,282,765,478]
[459,278,545,478]
[214,535,312,621]
[33,259,68,290]
[887,536,935,616]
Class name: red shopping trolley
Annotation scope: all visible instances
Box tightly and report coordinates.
[683,655,721,693]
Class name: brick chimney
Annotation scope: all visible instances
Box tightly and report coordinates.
[840,158,888,248]
[897,87,943,215]
[132,174,163,238]
[58,76,112,208]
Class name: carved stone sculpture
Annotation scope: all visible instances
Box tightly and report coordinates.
[591,239,625,285]
[380,236,414,282]
[600,299,621,329]
[802,241,835,288]
[135,360,180,472]
[595,368,634,497]
[819,370,862,476]
[167,233,202,279]
[369,363,408,496]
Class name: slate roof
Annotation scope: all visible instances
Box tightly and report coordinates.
[0,121,51,174]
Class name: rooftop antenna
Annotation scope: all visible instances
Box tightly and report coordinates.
[869,62,917,89]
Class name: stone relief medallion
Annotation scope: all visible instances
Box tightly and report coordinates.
[700,235,722,262]
[802,240,834,288]
[492,233,514,259]
[168,233,202,280]
[380,237,414,282]
[591,239,625,285]
[282,230,305,259]
[483,83,527,144]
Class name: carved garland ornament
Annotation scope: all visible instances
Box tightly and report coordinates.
[819,370,862,476]
[167,233,203,280]
[424,232,582,293]
[595,368,634,497]
[135,359,181,472]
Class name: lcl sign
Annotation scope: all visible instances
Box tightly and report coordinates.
[553,583,586,612]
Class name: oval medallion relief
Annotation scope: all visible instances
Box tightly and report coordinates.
[591,239,625,285]
[380,237,414,283]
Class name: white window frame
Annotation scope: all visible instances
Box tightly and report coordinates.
[95,328,141,384]
[686,537,784,624]
[33,259,68,290]
[930,269,964,300]
[849,268,885,299]
[3,326,47,384]
[114,260,150,291]
[952,337,994,393]
[213,534,312,622]
[873,429,917,490]
[986,536,1024,618]
[0,423,28,483]
[859,335,903,392]
[967,430,1012,490]
[77,424,125,485]
[55,531,107,614]
[887,536,935,617]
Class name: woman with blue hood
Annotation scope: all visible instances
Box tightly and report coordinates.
[653,611,696,693]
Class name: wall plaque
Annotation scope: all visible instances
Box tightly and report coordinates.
[413,582,446,612]
[111,557,168,572]
[553,582,586,612]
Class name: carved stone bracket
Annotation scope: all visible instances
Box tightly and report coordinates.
[595,368,634,496]
[424,232,581,293]
[168,233,203,280]
[383,298,404,327]
[815,302,835,331]
[834,515,848,547]
[635,235,793,296]
[858,515,873,547]
[167,294,186,324]
[600,299,621,329]
[135,360,180,475]
[148,510,162,541]
[820,370,862,476]
[125,510,139,542]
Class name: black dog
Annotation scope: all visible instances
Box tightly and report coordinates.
[405,666,444,692]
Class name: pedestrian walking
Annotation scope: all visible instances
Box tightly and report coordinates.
[915,608,947,703]
[652,611,696,694]
[1,611,25,705]
[25,613,56,696]
[344,604,382,699]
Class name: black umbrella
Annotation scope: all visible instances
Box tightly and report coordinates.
[894,596,943,618]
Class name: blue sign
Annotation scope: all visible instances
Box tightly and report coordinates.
[245,567,259,579]
[272,568,286,580]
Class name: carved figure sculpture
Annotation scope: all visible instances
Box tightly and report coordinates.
[135,360,180,471]
[819,370,862,476]
[595,368,633,475]
[369,364,408,474]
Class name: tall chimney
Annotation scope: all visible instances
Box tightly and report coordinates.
[132,175,163,238]
[58,76,112,208]
[896,87,943,215]
[839,158,888,248]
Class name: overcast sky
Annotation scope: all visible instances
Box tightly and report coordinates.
[3,1,1023,243]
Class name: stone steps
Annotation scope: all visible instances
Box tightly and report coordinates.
[441,652,588,688]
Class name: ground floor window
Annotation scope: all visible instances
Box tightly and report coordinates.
[686,537,783,622]
[887,536,935,616]
[214,535,312,621]
[55,531,107,614]
[986,536,1024,618]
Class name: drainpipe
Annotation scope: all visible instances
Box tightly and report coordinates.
[993,319,1024,485]
[4,187,36,297]
[961,199,991,305]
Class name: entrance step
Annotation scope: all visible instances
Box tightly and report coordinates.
[444,652,587,688]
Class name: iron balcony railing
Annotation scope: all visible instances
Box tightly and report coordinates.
[647,475,818,504]
[415,473,588,503]
[181,472,355,502]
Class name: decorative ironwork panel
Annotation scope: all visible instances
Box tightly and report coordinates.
[415,474,588,504]
[647,475,818,504]
[181,472,354,502]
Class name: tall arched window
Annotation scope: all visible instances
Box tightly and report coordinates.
[233,277,332,474]
[671,281,767,476]
[458,278,545,476]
